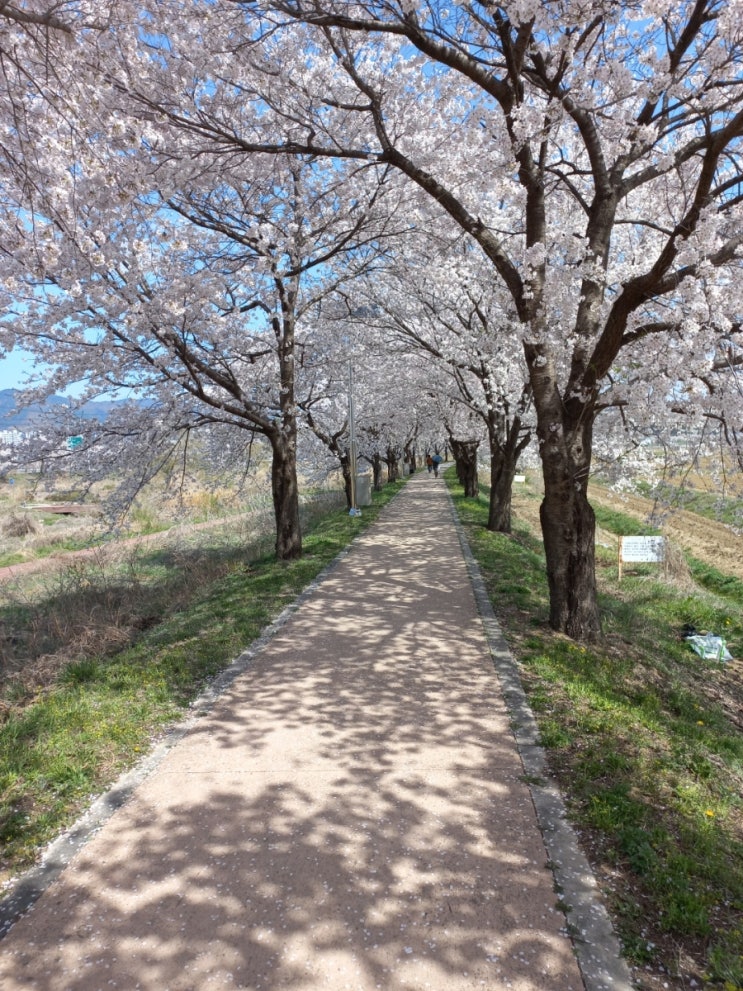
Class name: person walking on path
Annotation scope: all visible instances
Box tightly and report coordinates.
[0,475,626,991]
[432,452,443,477]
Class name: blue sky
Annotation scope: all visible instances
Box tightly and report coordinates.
[0,349,40,391]
[0,349,46,389]
[1,350,123,400]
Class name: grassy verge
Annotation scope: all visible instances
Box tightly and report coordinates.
[591,502,743,605]
[0,536,104,568]
[448,472,743,991]
[0,481,405,887]
[635,480,743,529]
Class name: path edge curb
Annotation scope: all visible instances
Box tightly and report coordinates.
[447,487,637,991]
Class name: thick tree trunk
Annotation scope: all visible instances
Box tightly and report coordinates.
[488,453,515,532]
[371,453,384,491]
[385,446,400,483]
[450,438,479,497]
[530,371,601,638]
[339,452,353,509]
[539,470,600,640]
[270,292,302,561]
[485,411,530,534]
[270,433,302,560]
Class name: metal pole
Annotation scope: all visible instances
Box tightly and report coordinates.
[349,363,360,516]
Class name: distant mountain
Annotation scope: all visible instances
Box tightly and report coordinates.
[0,389,122,430]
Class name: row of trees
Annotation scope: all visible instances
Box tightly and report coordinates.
[1,1,742,641]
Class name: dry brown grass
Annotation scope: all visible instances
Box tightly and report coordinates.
[0,529,257,705]
[2,514,37,539]
[0,476,343,709]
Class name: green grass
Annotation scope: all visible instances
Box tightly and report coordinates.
[0,533,106,568]
[448,471,743,989]
[687,557,743,603]
[593,503,662,538]
[0,481,405,884]
[635,480,743,529]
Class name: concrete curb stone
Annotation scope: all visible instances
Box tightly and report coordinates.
[447,486,636,991]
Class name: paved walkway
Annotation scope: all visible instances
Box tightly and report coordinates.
[0,475,630,991]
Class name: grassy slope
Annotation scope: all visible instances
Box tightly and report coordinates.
[0,482,405,886]
[633,480,743,530]
[448,474,743,991]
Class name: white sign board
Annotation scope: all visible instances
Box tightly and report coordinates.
[514,474,526,483]
[620,536,665,563]
[618,535,666,580]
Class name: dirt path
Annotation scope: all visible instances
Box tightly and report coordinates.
[0,476,605,991]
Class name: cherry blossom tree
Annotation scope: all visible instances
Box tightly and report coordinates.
[3,1,743,637]
[0,55,399,558]
[417,369,485,496]
[294,317,362,508]
[1,1,422,559]
[592,343,743,511]
[351,230,533,529]
[297,271,448,501]
[202,0,743,639]
[354,349,434,486]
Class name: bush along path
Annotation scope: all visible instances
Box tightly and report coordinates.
[448,471,743,991]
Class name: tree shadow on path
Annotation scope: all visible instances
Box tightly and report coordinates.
[0,481,582,991]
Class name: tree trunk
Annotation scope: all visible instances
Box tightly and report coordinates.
[339,451,353,509]
[539,471,600,640]
[371,453,384,491]
[385,446,400,483]
[301,411,352,510]
[270,290,302,562]
[270,432,302,560]
[528,350,602,640]
[450,438,479,497]
[488,452,515,531]
[486,412,530,534]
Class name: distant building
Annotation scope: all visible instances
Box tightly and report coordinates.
[0,429,28,445]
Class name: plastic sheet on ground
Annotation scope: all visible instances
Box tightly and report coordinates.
[685,633,733,663]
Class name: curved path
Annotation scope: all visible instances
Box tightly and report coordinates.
[0,475,631,991]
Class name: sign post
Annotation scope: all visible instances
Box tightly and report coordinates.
[618,535,666,580]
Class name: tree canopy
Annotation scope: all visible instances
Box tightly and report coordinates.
[1,0,742,637]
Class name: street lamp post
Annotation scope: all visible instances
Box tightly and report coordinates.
[348,363,361,517]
